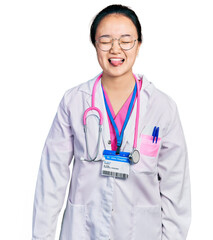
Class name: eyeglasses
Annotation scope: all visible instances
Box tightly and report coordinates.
[95,35,138,52]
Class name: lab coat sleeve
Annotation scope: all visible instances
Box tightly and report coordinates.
[157,103,191,240]
[32,91,74,240]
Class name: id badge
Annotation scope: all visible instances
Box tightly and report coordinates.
[101,150,130,179]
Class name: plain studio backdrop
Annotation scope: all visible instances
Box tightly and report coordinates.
[0,0,212,239]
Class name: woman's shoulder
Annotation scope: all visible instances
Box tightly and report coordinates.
[138,74,179,131]
[138,74,177,107]
[59,73,100,106]
[65,76,96,95]
[137,73,178,123]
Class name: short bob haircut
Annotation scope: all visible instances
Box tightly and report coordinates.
[90,4,143,46]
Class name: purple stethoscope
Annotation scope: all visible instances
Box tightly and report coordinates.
[83,73,141,164]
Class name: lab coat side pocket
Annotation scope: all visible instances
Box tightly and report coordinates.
[132,205,162,240]
[131,134,161,173]
[59,200,86,240]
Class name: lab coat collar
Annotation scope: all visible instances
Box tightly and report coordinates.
[79,73,155,150]
[78,72,154,97]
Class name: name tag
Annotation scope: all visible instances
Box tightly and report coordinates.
[101,150,130,179]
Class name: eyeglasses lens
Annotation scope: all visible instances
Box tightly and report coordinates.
[98,36,135,51]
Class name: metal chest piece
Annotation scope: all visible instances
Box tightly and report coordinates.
[129,149,140,164]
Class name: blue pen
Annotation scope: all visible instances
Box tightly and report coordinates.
[152,126,156,143]
[155,127,159,143]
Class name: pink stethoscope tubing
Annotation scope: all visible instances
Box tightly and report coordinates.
[83,72,140,160]
[83,73,104,125]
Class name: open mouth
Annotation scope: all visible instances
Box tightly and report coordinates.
[108,58,125,66]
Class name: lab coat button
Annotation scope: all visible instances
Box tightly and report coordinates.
[108,140,111,145]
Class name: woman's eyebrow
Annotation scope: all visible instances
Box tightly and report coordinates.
[121,34,131,37]
[99,34,111,38]
[99,34,131,38]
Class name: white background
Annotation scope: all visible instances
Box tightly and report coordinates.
[0,0,212,239]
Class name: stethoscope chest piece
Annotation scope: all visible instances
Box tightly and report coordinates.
[129,149,140,164]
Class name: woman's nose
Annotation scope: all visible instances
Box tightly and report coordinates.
[110,39,122,53]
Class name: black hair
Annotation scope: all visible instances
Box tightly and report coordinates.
[90,4,142,46]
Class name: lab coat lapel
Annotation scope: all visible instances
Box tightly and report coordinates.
[121,76,151,151]
[96,79,111,150]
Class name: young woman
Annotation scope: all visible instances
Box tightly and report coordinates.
[32,4,191,240]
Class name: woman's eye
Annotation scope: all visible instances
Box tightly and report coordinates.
[101,41,111,44]
[99,38,111,44]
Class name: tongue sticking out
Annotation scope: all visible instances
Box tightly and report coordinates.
[109,59,124,66]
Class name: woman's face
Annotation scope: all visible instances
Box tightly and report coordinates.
[95,14,141,79]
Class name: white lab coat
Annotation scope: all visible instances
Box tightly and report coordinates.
[32,73,191,240]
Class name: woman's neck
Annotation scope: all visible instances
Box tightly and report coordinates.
[101,71,135,93]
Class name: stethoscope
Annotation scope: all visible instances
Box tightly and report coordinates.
[83,73,141,164]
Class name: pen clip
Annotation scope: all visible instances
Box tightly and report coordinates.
[155,127,159,143]
[152,126,159,144]
[152,126,156,143]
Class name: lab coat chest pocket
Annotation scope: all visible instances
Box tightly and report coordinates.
[131,132,161,173]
